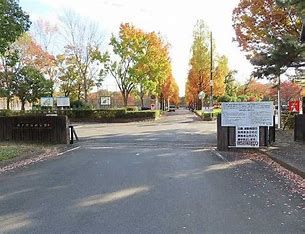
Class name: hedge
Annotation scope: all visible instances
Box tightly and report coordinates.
[0,109,159,122]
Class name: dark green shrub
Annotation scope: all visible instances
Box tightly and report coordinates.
[124,111,156,119]
[126,106,138,111]
[0,110,13,117]
[70,100,92,109]
[282,112,296,130]
[218,95,232,102]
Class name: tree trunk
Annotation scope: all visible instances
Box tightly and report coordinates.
[84,77,88,103]
[122,91,129,107]
[21,100,26,111]
[141,96,144,108]
[6,96,10,110]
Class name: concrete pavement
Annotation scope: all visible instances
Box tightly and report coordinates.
[0,109,304,233]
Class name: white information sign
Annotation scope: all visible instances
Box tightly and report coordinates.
[41,97,53,107]
[236,126,259,148]
[101,96,111,106]
[221,102,273,127]
[57,97,70,107]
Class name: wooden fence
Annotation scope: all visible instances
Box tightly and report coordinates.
[294,114,305,142]
[217,115,276,151]
[0,116,69,144]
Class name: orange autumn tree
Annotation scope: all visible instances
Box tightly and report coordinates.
[185,69,200,108]
[239,79,270,101]
[162,73,179,107]
[15,33,55,72]
[232,0,304,79]
[213,55,229,98]
[185,20,211,109]
[0,33,55,108]
[185,20,230,108]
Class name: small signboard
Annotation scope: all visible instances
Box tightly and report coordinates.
[41,97,53,107]
[221,102,273,127]
[288,101,300,113]
[100,96,111,106]
[236,126,259,148]
[57,97,70,107]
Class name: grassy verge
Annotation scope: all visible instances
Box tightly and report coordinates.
[194,108,221,120]
[0,143,62,167]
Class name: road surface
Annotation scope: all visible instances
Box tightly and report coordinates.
[0,109,304,233]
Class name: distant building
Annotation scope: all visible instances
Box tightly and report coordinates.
[0,97,32,110]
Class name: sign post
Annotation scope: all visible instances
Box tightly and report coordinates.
[57,97,70,108]
[41,97,54,107]
[198,91,205,112]
[221,102,273,148]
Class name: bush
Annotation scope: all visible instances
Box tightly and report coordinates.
[237,95,248,102]
[0,108,160,122]
[126,106,138,111]
[218,95,233,102]
[0,110,14,117]
[70,100,92,110]
[282,112,296,130]
[124,111,157,119]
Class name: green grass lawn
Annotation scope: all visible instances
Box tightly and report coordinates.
[0,145,25,161]
[0,143,53,163]
[195,108,221,116]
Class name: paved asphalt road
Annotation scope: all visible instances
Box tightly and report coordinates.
[0,109,304,233]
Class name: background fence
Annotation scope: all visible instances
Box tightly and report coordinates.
[0,116,69,144]
[294,114,305,142]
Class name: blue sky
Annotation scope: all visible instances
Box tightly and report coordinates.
[19,0,254,96]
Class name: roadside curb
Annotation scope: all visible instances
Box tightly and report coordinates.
[259,149,305,179]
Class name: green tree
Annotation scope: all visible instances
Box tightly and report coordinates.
[0,0,31,55]
[12,66,53,110]
[101,23,148,106]
[56,54,83,101]
[224,70,238,97]
[0,49,19,109]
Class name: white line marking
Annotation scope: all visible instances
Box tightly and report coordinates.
[86,147,114,149]
[57,146,80,156]
[211,148,230,163]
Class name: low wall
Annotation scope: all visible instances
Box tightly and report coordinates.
[0,116,69,144]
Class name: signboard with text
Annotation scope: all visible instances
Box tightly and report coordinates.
[41,97,53,107]
[100,96,111,106]
[236,126,259,148]
[57,97,70,107]
[288,101,300,113]
[221,102,273,127]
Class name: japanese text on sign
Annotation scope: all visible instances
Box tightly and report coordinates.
[221,102,273,127]
[236,126,259,148]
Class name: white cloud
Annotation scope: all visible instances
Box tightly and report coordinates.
[21,0,253,96]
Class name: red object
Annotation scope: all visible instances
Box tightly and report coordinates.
[288,101,300,112]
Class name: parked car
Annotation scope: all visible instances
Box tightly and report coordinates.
[168,105,176,112]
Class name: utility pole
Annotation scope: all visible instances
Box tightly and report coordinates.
[278,75,281,129]
[210,31,213,110]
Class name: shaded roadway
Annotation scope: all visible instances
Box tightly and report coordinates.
[0,109,304,233]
